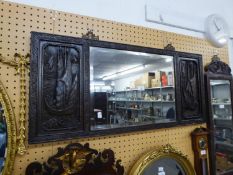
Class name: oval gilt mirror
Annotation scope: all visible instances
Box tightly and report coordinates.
[129,144,196,175]
[0,80,16,175]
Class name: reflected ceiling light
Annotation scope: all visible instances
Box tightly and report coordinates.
[102,65,146,80]
[161,55,173,62]
[102,74,117,80]
[165,57,173,62]
[90,81,105,86]
[119,65,145,76]
[127,51,151,56]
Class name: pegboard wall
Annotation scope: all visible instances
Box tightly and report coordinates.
[0,1,228,174]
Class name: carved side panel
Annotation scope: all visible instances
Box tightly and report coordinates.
[29,32,85,143]
[42,43,81,131]
[176,56,204,120]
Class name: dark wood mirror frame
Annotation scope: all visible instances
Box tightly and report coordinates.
[204,56,233,175]
[29,31,205,143]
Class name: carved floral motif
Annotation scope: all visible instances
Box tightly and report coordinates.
[205,57,231,75]
[25,143,124,175]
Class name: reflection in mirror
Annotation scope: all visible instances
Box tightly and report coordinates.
[0,103,7,172]
[210,80,233,174]
[129,144,195,175]
[143,158,185,175]
[90,47,175,131]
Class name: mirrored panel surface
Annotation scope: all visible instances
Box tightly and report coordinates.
[142,157,186,175]
[210,80,233,174]
[0,104,7,172]
[90,47,175,131]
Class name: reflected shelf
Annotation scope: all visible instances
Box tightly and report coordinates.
[214,118,232,121]
[145,86,174,90]
[91,119,176,131]
[111,86,175,93]
[108,99,175,103]
[115,107,142,110]
[212,103,231,105]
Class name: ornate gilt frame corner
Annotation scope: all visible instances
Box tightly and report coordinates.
[0,80,17,175]
[129,144,196,175]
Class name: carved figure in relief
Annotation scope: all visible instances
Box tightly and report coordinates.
[180,61,199,115]
[55,47,79,109]
[44,46,80,113]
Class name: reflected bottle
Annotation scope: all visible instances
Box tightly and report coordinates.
[161,72,168,87]
[167,72,174,86]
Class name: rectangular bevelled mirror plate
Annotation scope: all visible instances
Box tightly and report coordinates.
[90,47,176,131]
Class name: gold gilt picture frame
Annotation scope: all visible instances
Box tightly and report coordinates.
[129,144,196,175]
[0,80,17,175]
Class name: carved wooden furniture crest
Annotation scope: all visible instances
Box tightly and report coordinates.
[204,55,231,75]
[25,143,124,175]
[82,30,99,40]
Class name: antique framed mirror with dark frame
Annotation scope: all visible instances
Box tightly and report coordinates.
[29,31,205,143]
[205,56,233,175]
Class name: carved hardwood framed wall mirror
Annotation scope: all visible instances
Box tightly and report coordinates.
[0,80,17,175]
[129,144,196,175]
[205,55,233,175]
[29,31,205,143]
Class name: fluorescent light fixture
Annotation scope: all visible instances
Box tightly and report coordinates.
[90,81,105,86]
[119,65,145,76]
[161,55,173,62]
[102,74,117,80]
[126,51,151,56]
[102,65,146,80]
[165,57,173,62]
